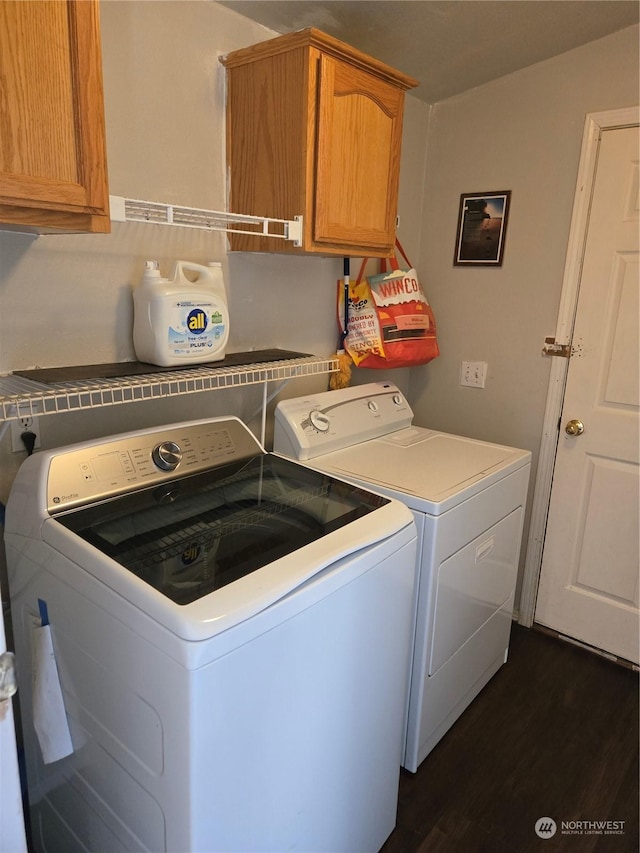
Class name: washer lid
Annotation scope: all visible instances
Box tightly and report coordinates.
[47,453,411,641]
[315,427,531,514]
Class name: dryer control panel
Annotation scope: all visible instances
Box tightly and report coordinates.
[274,382,413,460]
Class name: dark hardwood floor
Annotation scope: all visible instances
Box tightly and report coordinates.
[383,624,639,853]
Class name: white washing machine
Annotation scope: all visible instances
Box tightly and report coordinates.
[274,382,531,773]
[5,416,417,852]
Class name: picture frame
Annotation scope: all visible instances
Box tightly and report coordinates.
[454,190,511,266]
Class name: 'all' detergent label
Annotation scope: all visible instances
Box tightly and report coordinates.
[168,300,226,357]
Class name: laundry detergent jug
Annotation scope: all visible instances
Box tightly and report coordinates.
[133,260,229,366]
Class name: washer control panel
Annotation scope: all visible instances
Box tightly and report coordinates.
[273,382,413,461]
[45,417,262,513]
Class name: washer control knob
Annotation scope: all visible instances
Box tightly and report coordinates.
[152,441,183,471]
[392,394,403,406]
[367,400,379,412]
[310,410,330,432]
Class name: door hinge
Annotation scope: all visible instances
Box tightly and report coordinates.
[542,337,572,358]
[0,651,18,700]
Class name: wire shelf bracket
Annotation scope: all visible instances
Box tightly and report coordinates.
[109,196,303,247]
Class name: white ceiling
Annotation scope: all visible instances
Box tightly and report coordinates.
[218,0,639,103]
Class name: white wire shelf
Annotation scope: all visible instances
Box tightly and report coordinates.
[0,354,338,422]
[109,196,304,246]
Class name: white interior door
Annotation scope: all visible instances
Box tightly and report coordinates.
[535,124,639,664]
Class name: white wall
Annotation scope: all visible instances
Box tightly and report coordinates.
[411,24,638,448]
[408,24,639,604]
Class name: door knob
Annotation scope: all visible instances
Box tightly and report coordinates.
[565,419,584,436]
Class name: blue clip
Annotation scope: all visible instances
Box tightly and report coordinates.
[38,598,49,627]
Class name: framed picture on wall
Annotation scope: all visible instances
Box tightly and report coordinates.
[454,190,511,266]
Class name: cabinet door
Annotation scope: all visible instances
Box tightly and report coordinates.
[314,55,405,253]
[0,0,109,233]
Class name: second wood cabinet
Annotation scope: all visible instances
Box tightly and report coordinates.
[221,29,417,257]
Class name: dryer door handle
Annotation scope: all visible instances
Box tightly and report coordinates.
[475,538,495,563]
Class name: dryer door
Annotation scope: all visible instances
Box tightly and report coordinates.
[429,508,523,675]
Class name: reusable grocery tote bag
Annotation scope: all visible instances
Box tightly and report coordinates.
[338,240,439,369]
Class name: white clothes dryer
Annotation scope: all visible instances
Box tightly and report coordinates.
[5,416,417,852]
[274,382,531,772]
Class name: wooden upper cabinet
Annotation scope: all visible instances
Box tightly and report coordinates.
[0,0,110,234]
[221,29,417,257]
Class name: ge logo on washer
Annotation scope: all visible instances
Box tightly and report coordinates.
[535,817,558,839]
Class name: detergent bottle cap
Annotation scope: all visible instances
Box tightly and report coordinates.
[143,260,160,274]
[141,260,165,286]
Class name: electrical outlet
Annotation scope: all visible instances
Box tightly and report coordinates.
[11,415,42,453]
[460,361,488,388]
